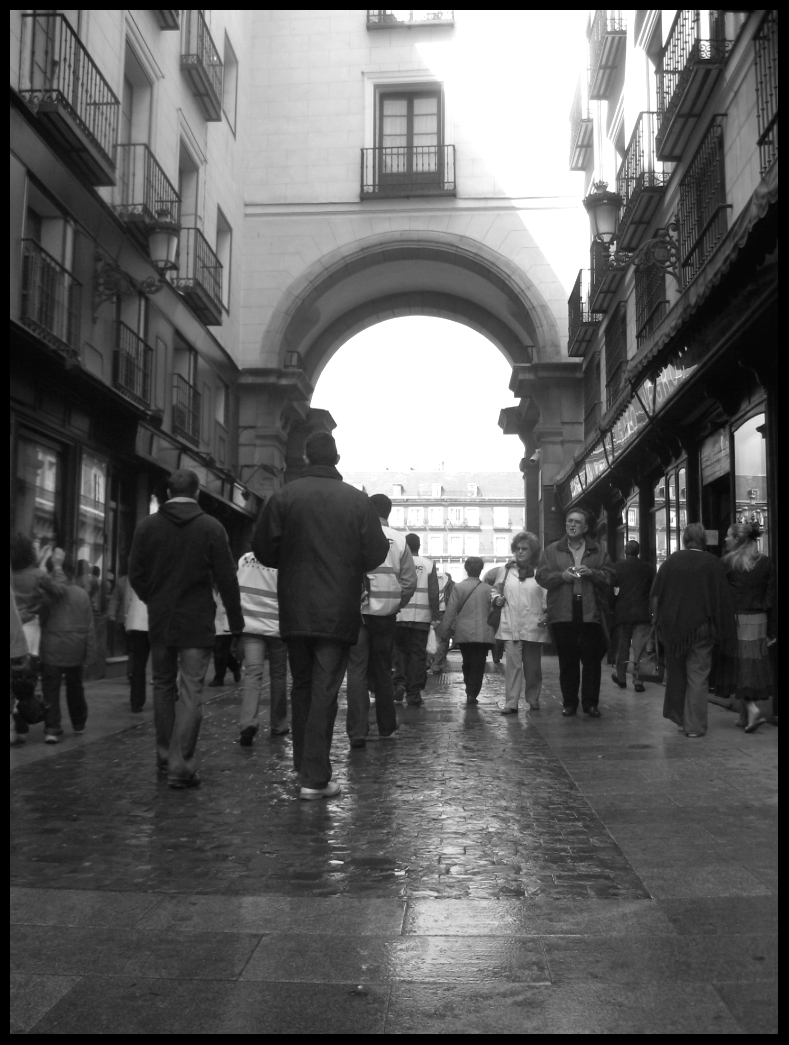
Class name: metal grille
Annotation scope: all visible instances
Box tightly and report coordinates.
[753,10,778,175]
[677,116,729,286]
[180,9,223,119]
[657,10,728,126]
[114,322,153,407]
[635,264,667,346]
[20,239,81,354]
[361,145,455,198]
[605,302,627,408]
[569,73,593,170]
[114,144,181,227]
[173,228,223,314]
[589,9,626,97]
[616,112,668,222]
[589,238,610,307]
[584,355,601,441]
[19,13,119,165]
[172,374,201,446]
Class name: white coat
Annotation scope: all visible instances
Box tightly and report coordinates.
[492,564,547,643]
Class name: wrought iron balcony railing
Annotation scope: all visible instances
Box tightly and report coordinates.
[172,374,201,446]
[656,9,729,161]
[173,228,223,326]
[615,112,669,251]
[568,269,601,357]
[113,144,181,231]
[589,237,623,314]
[569,73,593,171]
[635,264,668,346]
[366,10,454,28]
[677,116,730,287]
[180,10,223,122]
[361,145,455,198]
[604,301,627,408]
[588,10,627,100]
[753,10,778,176]
[18,13,119,186]
[20,239,82,357]
[114,322,153,408]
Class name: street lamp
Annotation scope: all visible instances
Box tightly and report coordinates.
[583,180,681,283]
[92,210,181,320]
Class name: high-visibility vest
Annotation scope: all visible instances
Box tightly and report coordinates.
[236,552,280,636]
[397,555,434,624]
[364,525,408,616]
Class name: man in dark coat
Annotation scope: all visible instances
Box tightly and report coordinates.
[252,432,389,800]
[129,469,243,788]
[611,540,656,693]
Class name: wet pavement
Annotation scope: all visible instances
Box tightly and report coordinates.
[10,653,778,1033]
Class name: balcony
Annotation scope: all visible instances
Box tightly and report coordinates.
[18,13,119,186]
[180,10,223,122]
[367,11,454,28]
[154,11,180,31]
[361,145,455,199]
[753,10,778,176]
[173,228,223,326]
[588,10,627,101]
[615,112,670,251]
[20,239,81,358]
[569,74,593,171]
[589,237,623,314]
[113,144,181,240]
[172,374,201,446]
[677,116,730,287]
[114,322,153,408]
[656,10,730,161]
[568,269,601,357]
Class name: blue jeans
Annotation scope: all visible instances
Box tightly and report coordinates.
[346,614,398,740]
[394,625,429,702]
[150,644,212,782]
[287,638,349,789]
[239,634,288,732]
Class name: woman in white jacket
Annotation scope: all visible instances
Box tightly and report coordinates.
[491,531,547,715]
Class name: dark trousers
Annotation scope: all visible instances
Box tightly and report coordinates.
[41,664,88,731]
[551,598,606,710]
[212,634,240,682]
[459,643,489,700]
[287,638,350,789]
[128,629,150,710]
[346,614,398,739]
[394,625,429,702]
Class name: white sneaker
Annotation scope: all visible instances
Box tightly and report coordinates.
[44,733,59,744]
[299,780,341,800]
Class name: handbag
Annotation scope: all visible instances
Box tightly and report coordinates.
[487,563,514,629]
[638,627,665,683]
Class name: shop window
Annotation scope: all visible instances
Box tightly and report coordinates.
[15,434,64,562]
[734,413,769,556]
[701,428,731,554]
[77,452,108,611]
[652,475,667,566]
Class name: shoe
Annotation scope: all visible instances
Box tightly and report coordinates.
[130,704,144,713]
[499,707,518,715]
[379,730,398,739]
[239,726,257,747]
[562,707,577,717]
[73,725,86,734]
[233,670,242,683]
[270,727,290,736]
[611,673,627,689]
[44,733,59,744]
[744,715,767,734]
[633,683,646,693]
[350,738,366,748]
[393,687,405,702]
[406,695,423,707]
[299,780,341,800]
[685,732,703,738]
[584,707,602,718]
[528,704,541,711]
[465,698,478,706]
[208,678,224,687]
[168,772,201,789]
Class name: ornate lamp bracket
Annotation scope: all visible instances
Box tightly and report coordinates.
[93,252,168,322]
[606,221,681,284]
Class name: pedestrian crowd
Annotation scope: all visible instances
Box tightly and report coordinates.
[11,433,774,797]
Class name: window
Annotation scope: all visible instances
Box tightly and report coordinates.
[120,44,151,146]
[652,475,668,566]
[635,265,667,346]
[21,181,77,349]
[429,535,443,557]
[495,535,508,557]
[604,302,627,408]
[449,534,463,556]
[584,354,601,440]
[407,506,424,527]
[493,506,509,528]
[465,534,479,556]
[14,434,64,560]
[391,484,404,497]
[465,507,479,527]
[77,452,108,610]
[431,483,443,497]
[379,88,442,179]
[734,413,769,554]
[753,11,778,175]
[467,483,478,496]
[178,140,200,228]
[390,506,405,527]
[428,506,443,526]
[216,208,232,309]
[677,117,729,287]
[448,506,463,525]
[222,32,238,132]
[215,379,228,426]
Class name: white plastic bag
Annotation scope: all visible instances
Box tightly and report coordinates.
[426,626,438,656]
[22,618,41,657]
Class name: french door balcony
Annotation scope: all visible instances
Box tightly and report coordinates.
[20,239,81,358]
[172,228,223,326]
[361,144,455,198]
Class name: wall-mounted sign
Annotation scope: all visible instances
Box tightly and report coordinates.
[570,473,583,500]
[655,361,696,412]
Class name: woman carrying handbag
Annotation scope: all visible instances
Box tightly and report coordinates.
[436,557,495,706]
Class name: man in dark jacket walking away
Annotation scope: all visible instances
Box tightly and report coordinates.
[129,470,243,788]
[252,432,389,800]
[611,540,656,693]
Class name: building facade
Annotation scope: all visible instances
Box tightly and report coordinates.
[546,9,778,582]
[343,471,526,577]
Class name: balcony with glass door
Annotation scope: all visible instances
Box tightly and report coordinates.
[113,144,181,242]
[569,73,594,171]
[172,374,201,446]
[588,10,627,100]
[615,112,669,251]
[113,322,153,408]
[589,237,623,314]
[568,269,601,357]
[656,10,730,161]
[180,10,223,122]
[362,92,454,198]
[172,228,223,326]
[18,13,119,185]
[20,239,82,359]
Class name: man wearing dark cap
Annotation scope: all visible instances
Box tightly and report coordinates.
[611,540,656,693]
[129,469,243,788]
[252,432,389,800]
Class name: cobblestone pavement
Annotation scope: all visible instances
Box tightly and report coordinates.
[10,654,777,1033]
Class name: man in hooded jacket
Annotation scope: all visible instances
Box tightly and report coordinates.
[129,469,243,788]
